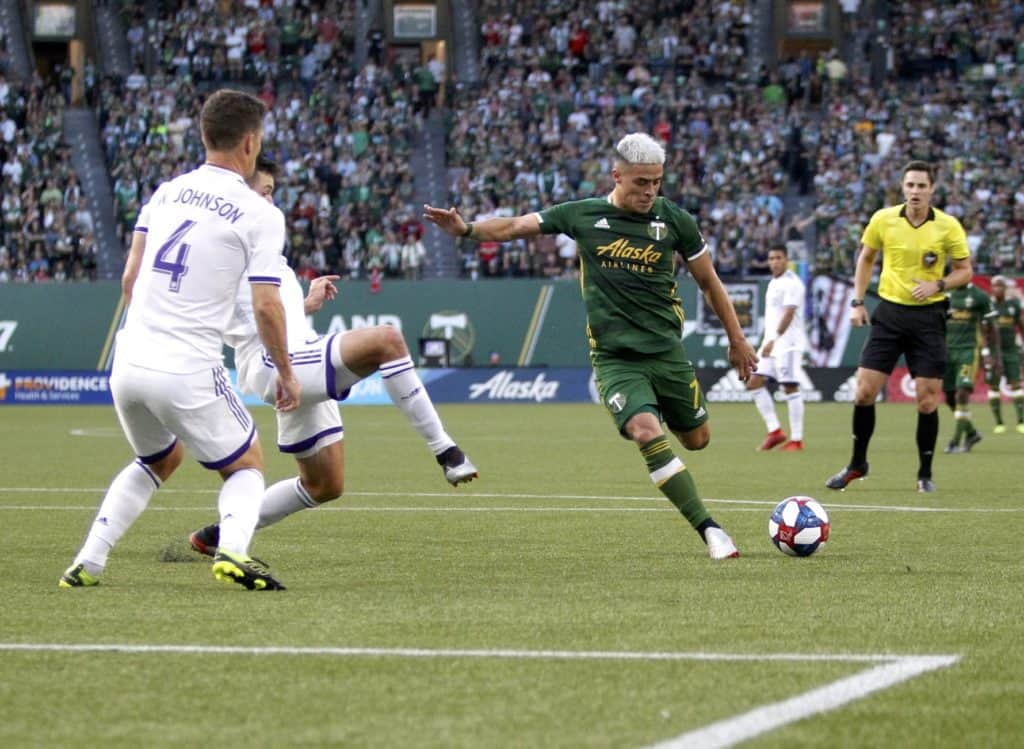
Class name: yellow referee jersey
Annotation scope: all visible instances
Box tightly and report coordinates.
[861,204,969,305]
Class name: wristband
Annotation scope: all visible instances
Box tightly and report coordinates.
[462,222,474,238]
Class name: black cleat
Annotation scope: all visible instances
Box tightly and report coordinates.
[212,550,286,591]
[189,524,220,557]
[962,432,983,452]
[916,478,936,493]
[825,463,869,491]
[943,440,961,454]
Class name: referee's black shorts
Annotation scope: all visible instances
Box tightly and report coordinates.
[859,299,947,379]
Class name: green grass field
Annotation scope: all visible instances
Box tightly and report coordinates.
[1,401,1021,748]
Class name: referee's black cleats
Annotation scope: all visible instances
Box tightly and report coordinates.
[825,463,869,491]
[916,478,936,493]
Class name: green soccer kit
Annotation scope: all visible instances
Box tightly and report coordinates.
[537,196,708,434]
[989,296,1022,386]
[944,285,993,392]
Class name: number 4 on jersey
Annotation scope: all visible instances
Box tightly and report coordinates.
[154,220,196,291]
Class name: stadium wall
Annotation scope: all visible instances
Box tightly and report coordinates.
[0,277,866,371]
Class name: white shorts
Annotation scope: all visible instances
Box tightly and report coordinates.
[110,360,255,469]
[753,349,805,385]
[239,333,363,458]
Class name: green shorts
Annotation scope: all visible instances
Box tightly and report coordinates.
[591,347,708,438]
[987,353,1021,387]
[943,347,978,393]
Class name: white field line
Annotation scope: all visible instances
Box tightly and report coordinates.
[0,487,1020,513]
[648,655,960,749]
[0,643,958,747]
[0,643,906,662]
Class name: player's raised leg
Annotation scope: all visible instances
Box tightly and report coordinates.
[335,325,477,485]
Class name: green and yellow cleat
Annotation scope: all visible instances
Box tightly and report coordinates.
[212,549,285,591]
[1017,424,1024,434]
[58,563,99,588]
[994,424,1007,434]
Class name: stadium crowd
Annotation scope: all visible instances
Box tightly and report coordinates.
[3,0,1024,285]
[0,72,99,283]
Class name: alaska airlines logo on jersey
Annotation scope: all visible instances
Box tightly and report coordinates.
[172,188,245,224]
[647,221,667,240]
[594,218,610,229]
[595,238,663,266]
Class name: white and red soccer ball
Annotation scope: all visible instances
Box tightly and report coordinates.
[769,496,830,557]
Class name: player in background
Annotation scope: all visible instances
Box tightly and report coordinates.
[187,156,477,556]
[825,161,972,494]
[425,132,758,560]
[60,89,296,591]
[747,243,808,451]
[986,275,1024,433]
[941,282,997,453]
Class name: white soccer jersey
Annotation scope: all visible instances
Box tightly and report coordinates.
[118,164,286,373]
[226,255,316,393]
[762,269,808,352]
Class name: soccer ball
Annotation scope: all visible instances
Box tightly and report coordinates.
[768,496,830,557]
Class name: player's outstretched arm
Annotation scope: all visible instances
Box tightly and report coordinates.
[423,204,542,242]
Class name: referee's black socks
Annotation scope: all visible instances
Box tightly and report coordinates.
[851,404,875,467]
[916,410,938,479]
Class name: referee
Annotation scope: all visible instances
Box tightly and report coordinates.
[826,161,972,493]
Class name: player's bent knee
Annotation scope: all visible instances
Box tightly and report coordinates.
[305,474,344,503]
[378,324,409,358]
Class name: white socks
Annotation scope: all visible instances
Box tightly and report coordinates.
[380,356,454,455]
[751,387,781,432]
[75,460,160,576]
[216,468,264,555]
[257,477,318,529]
[784,390,805,441]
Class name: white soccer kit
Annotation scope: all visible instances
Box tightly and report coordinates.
[226,258,360,458]
[754,269,808,384]
[113,164,286,467]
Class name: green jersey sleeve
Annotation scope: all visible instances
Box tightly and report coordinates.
[536,201,580,237]
[662,200,706,260]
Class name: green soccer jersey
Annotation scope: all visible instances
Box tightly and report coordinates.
[945,285,993,350]
[992,296,1022,352]
[536,196,705,354]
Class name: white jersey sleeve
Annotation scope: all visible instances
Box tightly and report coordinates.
[115,164,285,373]
[762,270,808,353]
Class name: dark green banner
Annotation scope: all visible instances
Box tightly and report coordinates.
[0,277,863,371]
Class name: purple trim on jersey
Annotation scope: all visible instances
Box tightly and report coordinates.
[279,425,344,454]
[135,227,148,234]
[213,367,252,429]
[200,423,257,469]
[138,439,178,466]
[248,276,282,285]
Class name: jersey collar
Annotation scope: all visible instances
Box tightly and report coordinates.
[898,204,936,225]
[201,162,248,186]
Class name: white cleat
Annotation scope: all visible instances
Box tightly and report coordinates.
[438,446,479,486]
[705,527,740,560]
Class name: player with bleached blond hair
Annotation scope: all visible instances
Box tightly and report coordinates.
[424,132,758,560]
